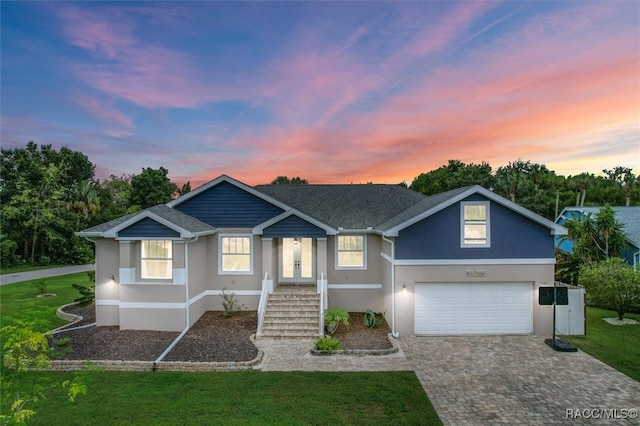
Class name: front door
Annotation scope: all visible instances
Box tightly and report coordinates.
[280,238,315,283]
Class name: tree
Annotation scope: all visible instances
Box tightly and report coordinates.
[579,258,640,320]
[0,143,96,266]
[494,159,532,203]
[409,159,494,195]
[177,181,192,196]
[129,167,178,208]
[603,167,638,207]
[556,205,627,285]
[270,176,308,185]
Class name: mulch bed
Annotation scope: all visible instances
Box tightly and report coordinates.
[331,312,392,350]
[52,305,391,362]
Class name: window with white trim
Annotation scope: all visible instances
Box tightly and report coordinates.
[220,235,253,274]
[461,201,490,247]
[141,240,173,279]
[336,235,366,269]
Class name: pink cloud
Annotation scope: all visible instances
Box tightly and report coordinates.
[74,96,134,130]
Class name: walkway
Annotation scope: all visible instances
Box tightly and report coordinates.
[0,264,94,285]
[256,338,412,372]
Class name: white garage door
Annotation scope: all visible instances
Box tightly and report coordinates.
[415,283,533,335]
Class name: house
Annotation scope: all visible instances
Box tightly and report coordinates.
[77,175,566,336]
[555,206,640,267]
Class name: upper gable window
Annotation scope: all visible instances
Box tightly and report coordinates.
[336,235,366,269]
[219,234,253,274]
[141,240,173,279]
[461,202,490,247]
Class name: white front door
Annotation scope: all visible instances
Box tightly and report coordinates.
[280,238,315,283]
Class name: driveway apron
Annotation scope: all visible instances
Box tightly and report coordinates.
[401,335,640,425]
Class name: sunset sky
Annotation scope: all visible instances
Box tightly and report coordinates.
[2,1,638,187]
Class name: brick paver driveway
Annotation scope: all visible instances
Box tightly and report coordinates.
[401,335,640,425]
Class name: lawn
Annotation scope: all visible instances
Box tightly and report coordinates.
[1,273,442,425]
[0,272,92,331]
[564,307,640,382]
[4,370,439,425]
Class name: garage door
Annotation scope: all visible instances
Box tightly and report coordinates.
[415,283,533,335]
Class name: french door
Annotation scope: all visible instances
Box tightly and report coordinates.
[280,238,315,283]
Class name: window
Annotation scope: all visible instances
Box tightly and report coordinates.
[141,240,173,279]
[220,235,252,274]
[336,235,366,268]
[461,201,490,247]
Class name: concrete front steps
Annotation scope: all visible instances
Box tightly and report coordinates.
[260,285,321,338]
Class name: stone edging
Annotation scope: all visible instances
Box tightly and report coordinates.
[52,302,83,332]
[48,335,264,372]
[310,333,400,356]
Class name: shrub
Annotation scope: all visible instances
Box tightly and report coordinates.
[32,279,49,295]
[0,238,18,268]
[579,257,640,320]
[72,283,95,308]
[324,308,349,334]
[315,336,343,351]
[221,288,244,317]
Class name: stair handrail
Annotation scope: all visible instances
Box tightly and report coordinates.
[317,272,328,336]
[257,272,273,336]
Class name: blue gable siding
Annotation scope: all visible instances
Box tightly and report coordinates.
[175,181,284,227]
[396,195,554,259]
[263,215,326,238]
[118,217,180,238]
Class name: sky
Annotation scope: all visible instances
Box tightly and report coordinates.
[1,1,639,187]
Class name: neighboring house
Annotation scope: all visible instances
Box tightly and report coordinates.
[77,175,566,336]
[555,206,640,267]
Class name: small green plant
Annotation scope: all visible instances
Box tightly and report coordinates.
[315,336,343,351]
[221,288,244,317]
[324,307,350,334]
[72,283,95,307]
[1,323,87,424]
[32,279,49,295]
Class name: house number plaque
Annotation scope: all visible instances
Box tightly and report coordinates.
[465,269,486,277]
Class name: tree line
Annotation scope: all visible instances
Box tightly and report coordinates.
[407,159,638,220]
[1,143,638,269]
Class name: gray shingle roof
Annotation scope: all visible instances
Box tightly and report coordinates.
[77,204,215,237]
[255,184,426,229]
[376,186,473,231]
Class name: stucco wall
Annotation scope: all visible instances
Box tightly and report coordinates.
[393,263,555,336]
[95,238,120,326]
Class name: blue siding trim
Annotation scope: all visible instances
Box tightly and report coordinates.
[263,215,327,238]
[118,217,180,238]
[396,195,555,259]
[174,181,284,227]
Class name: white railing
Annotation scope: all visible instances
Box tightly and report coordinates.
[317,273,328,336]
[256,272,273,336]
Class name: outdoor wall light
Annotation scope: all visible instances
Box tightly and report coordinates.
[402,283,407,292]
[111,274,118,287]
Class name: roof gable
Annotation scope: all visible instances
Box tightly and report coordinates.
[76,204,216,239]
[384,186,567,237]
[169,176,286,228]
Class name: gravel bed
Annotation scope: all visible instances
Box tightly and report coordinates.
[52,305,391,362]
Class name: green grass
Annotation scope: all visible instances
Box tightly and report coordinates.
[0,272,92,331]
[3,371,440,426]
[1,275,442,425]
[564,307,640,382]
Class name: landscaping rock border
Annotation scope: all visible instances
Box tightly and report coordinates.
[48,335,264,372]
[310,333,400,356]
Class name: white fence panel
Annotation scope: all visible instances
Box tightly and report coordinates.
[556,287,585,335]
